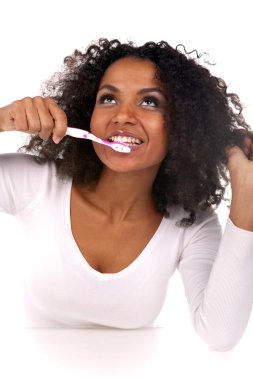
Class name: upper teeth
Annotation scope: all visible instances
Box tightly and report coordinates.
[108,136,143,145]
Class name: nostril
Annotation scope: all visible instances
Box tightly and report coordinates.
[111,109,137,124]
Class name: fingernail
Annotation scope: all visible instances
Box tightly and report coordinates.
[53,136,61,144]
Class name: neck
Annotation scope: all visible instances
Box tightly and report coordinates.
[83,166,160,222]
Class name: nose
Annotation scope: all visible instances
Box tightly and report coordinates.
[111,103,137,125]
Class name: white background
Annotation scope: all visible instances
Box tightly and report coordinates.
[0,0,252,379]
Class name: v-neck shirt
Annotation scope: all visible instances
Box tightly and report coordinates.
[1,153,253,350]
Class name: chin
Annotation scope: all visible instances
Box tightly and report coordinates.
[94,147,163,175]
[104,164,140,174]
[102,160,161,176]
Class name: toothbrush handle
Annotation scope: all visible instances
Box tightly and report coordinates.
[66,127,88,138]
[84,132,105,144]
[66,127,109,145]
[66,127,104,143]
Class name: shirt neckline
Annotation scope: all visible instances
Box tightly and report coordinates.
[63,178,167,279]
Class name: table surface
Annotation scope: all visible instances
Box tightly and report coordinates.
[1,322,253,380]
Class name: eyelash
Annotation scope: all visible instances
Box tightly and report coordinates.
[98,94,160,107]
[142,96,159,107]
[99,94,116,104]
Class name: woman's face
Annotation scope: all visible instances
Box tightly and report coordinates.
[90,57,169,174]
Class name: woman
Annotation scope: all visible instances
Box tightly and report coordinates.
[0,38,253,351]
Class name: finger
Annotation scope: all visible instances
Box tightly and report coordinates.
[9,100,29,132]
[22,97,42,134]
[33,97,55,140]
[46,98,68,144]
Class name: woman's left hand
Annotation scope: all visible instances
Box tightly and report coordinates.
[227,132,253,231]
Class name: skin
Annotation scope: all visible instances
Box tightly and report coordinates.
[227,144,253,231]
[0,57,253,273]
[70,58,169,272]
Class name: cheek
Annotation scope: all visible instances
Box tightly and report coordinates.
[151,119,168,146]
[156,142,169,163]
[90,108,106,132]
[154,129,169,161]
[90,108,111,136]
[89,112,98,134]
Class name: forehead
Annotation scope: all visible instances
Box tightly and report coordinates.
[100,57,160,86]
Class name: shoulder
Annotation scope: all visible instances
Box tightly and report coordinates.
[0,153,71,215]
[0,152,53,168]
[166,205,222,241]
[166,205,220,227]
[0,152,58,180]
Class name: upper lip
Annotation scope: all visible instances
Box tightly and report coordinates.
[106,130,144,142]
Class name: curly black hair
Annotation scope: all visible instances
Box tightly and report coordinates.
[20,38,250,226]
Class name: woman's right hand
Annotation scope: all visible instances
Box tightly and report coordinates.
[0,96,67,144]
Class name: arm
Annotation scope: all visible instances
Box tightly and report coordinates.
[178,134,253,351]
[177,211,253,351]
[227,141,253,231]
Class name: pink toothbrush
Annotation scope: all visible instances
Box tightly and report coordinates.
[66,127,131,153]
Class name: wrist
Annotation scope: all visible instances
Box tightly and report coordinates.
[229,199,253,232]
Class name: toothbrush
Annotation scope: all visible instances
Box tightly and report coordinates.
[66,127,131,153]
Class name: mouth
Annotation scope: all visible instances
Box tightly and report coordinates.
[107,135,144,147]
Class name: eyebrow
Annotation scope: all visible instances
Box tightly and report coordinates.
[98,84,165,96]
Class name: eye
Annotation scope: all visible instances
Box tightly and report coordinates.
[98,94,116,104]
[141,96,159,107]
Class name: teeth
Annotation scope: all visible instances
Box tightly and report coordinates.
[108,135,143,145]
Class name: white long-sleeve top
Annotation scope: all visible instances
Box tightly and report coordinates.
[1,153,253,350]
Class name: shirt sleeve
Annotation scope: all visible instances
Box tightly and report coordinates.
[0,153,53,215]
[177,210,253,351]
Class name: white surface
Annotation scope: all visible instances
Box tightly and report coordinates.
[0,0,252,378]
[0,325,252,380]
